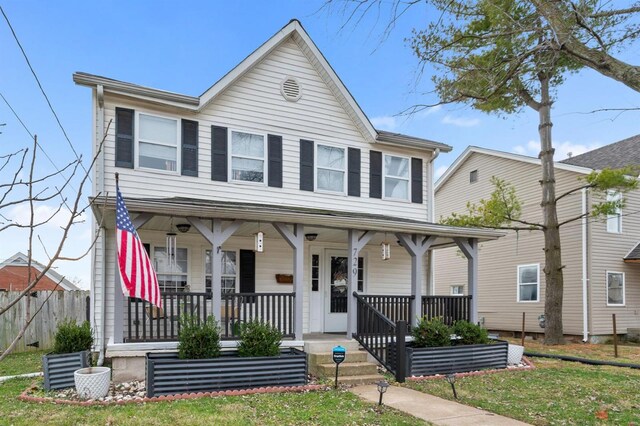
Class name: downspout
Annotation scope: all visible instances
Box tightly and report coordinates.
[96,85,107,366]
[581,187,589,342]
[427,148,440,296]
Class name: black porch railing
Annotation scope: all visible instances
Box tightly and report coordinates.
[125,291,295,342]
[421,295,472,325]
[362,295,413,324]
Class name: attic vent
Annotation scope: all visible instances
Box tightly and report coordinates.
[280,76,302,102]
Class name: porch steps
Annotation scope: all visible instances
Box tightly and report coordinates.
[305,340,384,386]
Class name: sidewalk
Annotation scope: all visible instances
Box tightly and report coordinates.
[349,384,530,425]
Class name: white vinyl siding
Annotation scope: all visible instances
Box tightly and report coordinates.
[606,191,622,233]
[606,271,625,306]
[229,130,266,183]
[316,144,345,193]
[517,264,539,303]
[137,113,179,172]
[384,154,410,200]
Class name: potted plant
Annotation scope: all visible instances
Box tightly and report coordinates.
[42,319,93,390]
[145,316,307,397]
[74,365,111,399]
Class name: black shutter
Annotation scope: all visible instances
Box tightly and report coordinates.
[348,148,361,197]
[299,139,314,191]
[142,243,150,256]
[239,249,256,298]
[211,125,228,181]
[369,150,382,198]
[181,119,198,177]
[268,134,283,188]
[115,108,134,168]
[411,157,423,204]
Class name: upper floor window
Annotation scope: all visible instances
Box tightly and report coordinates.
[138,113,179,172]
[153,246,188,292]
[316,144,345,193]
[606,190,622,233]
[230,131,266,183]
[607,271,625,306]
[517,264,539,302]
[384,155,410,200]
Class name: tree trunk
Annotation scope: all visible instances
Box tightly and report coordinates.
[538,75,565,345]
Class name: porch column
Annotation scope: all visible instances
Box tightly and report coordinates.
[396,233,437,328]
[187,218,243,320]
[113,213,154,343]
[273,223,304,341]
[347,230,375,339]
[455,237,479,324]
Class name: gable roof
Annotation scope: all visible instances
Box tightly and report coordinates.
[561,134,640,170]
[0,252,81,291]
[73,19,450,152]
[435,146,594,191]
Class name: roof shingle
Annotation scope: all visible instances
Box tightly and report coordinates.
[561,134,640,170]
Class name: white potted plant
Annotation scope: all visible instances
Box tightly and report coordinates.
[74,366,111,399]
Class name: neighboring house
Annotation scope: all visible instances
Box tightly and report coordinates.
[0,252,81,291]
[74,19,501,375]
[434,135,640,342]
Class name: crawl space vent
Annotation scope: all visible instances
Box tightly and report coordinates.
[280,77,302,102]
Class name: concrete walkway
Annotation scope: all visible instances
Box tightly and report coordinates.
[350,384,530,425]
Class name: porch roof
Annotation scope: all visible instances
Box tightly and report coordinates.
[624,241,640,263]
[91,196,504,243]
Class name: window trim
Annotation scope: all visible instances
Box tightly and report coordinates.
[204,248,239,294]
[227,128,268,186]
[314,142,347,195]
[135,111,181,174]
[517,263,540,303]
[606,190,622,234]
[606,270,625,306]
[450,285,464,296]
[152,246,189,292]
[382,153,411,202]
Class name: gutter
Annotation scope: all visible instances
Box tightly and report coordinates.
[582,188,589,342]
[96,85,107,366]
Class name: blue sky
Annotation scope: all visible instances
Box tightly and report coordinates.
[1,1,639,287]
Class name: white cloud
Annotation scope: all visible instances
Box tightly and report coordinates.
[511,140,603,160]
[435,165,449,179]
[441,115,481,127]
[416,105,442,117]
[8,203,87,228]
[370,115,398,131]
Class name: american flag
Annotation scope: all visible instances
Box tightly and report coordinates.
[116,184,162,308]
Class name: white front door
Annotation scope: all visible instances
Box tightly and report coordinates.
[324,251,349,332]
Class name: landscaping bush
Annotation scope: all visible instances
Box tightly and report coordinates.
[452,320,490,345]
[177,315,221,359]
[412,317,452,348]
[237,320,282,357]
[53,319,93,354]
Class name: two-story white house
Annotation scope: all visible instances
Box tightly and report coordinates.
[75,20,501,380]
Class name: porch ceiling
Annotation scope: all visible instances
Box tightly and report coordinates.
[91,196,504,244]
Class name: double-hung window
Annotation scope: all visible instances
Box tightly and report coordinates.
[384,155,410,200]
[205,250,237,294]
[517,264,539,302]
[153,247,188,292]
[607,271,625,306]
[606,190,622,233]
[316,144,346,193]
[451,285,464,296]
[138,113,179,172]
[230,131,265,183]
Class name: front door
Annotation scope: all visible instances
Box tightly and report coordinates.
[324,252,349,332]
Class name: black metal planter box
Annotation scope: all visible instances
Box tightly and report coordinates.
[146,348,308,397]
[42,350,90,390]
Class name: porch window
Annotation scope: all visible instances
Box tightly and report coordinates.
[230,131,265,183]
[517,264,539,302]
[205,250,237,294]
[138,113,179,172]
[606,191,622,233]
[153,247,188,292]
[316,144,345,193]
[451,285,464,295]
[384,155,410,200]
[607,271,625,306]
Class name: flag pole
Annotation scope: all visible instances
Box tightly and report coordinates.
[115,172,119,186]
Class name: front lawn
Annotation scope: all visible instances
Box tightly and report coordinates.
[507,337,640,363]
[0,350,45,376]
[404,357,640,425]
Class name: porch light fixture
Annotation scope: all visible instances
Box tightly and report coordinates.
[446,374,458,399]
[305,233,318,242]
[176,223,191,233]
[381,242,391,261]
[376,380,389,405]
[255,231,264,253]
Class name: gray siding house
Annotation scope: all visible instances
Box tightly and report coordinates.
[434,136,640,342]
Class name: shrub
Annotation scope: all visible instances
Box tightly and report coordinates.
[177,315,221,360]
[53,319,93,354]
[452,320,490,345]
[237,320,282,357]
[412,317,452,348]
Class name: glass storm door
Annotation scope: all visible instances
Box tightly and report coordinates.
[324,252,364,332]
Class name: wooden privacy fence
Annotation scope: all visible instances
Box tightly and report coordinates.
[0,290,90,353]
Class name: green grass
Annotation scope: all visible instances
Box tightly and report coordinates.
[0,377,424,426]
[0,350,45,376]
[404,358,640,425]
[506,337,640,364]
